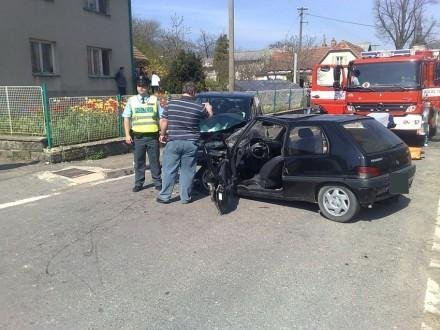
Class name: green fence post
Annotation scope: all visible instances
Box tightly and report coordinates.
[288,88,292,110]
[116,94,123,137]
[272,89,277,113]
[42,83,52,148]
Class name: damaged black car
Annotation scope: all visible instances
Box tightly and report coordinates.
[203,114,416,222]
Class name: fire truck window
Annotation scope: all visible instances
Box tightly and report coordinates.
[317,67,334,87]
[435,64,440,83]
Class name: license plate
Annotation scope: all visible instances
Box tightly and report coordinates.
[389,172,409,194]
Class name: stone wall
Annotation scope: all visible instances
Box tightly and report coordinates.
[0,136,48,161]
[0,136,130,163]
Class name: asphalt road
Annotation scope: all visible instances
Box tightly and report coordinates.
[1,143,440,329]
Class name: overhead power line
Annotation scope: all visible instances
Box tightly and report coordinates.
[306,13,375,28]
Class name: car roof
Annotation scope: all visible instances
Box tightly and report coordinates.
[196,91,256,98]
[262,114,371,124]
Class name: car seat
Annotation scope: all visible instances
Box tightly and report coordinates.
[296,128,319,154]
[240,156,284,189]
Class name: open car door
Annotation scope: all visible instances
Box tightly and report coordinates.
[202,143,237,215]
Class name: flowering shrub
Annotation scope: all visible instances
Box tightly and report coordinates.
[72,98,120,113]
[49,97,127,146]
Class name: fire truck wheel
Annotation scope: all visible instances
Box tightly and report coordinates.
[429,111,438,138]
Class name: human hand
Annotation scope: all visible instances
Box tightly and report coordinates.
[125,135,133,144]
[159,134,167,144]
[204,102,213,117]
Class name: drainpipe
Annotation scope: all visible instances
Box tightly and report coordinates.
[128,0,135,94]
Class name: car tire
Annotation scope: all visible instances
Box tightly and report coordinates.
[317,185,360,223]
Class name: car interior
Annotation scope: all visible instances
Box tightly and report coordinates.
[235,123,327,190]
[235,121,286,190]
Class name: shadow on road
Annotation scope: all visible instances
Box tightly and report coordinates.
[356,195,411,222]
[219,194,411,223]
[0,160,39,171]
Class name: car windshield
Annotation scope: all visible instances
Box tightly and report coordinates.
[342,119,404,154]
[347,61,421,90]
[196,96,251,133]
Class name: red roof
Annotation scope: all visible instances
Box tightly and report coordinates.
[264,41,363,73]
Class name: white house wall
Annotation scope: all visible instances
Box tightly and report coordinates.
[320,51,357,65]
[0,0,132,96]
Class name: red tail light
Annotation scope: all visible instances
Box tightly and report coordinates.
[357,166,381,178]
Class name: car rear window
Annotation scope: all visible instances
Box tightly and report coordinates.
[342,119,403,154]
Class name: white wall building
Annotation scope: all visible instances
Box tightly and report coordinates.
[0,0,133,96]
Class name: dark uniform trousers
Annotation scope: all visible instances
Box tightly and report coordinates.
[133,132,161,188]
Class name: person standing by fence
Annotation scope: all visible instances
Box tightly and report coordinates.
[123,76,163,192]
[157,82,213,204]
[151,71,160,94]
[114,66,127,95]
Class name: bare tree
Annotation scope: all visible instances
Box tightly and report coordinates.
[269,35,317,77]
[196,30,217,58]
[160,14,194,64]
[236,61,266,80]
[132,18,161,49]
[373,0,438,49]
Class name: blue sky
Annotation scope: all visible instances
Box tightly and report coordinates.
[132,0,439,50]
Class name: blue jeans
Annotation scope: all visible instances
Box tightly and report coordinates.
[159,140,198,202]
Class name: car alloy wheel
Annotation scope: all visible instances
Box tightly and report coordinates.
[196,166,215,194]
[318,185,360,222]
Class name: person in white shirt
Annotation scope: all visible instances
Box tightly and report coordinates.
[351,69,360,86]
[151,71,160,93]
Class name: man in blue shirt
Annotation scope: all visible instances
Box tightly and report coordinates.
[157,82,213,204]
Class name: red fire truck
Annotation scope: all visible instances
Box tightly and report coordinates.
[310,49,440,149]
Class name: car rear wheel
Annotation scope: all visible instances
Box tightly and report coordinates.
[318,185,360,223]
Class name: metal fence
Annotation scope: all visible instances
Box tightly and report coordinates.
[0,86,307,148]
[256,88,305,114]
[48,96,124,146]
[0,86,45,136]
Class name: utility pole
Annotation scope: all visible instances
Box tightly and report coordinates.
[228,0,235,91]
[296,6,308,85]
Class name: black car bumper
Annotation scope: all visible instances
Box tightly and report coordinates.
[345,164,416,205]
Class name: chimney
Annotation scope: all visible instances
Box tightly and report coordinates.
[330,38,337,47]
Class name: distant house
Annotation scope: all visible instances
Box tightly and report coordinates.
[259,49,294,80]
[201,40,366,87]
[202,57,216,81]
[0,0,134,96]
[133,46,148,67]
[301,39,365,83]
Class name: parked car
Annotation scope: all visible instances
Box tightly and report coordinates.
[194,92,262,191]
[203,114,416,222]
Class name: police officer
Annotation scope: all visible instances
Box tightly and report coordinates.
[123,76,163,192]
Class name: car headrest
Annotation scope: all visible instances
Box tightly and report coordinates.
[298,128,313,138]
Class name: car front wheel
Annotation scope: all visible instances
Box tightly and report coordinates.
[318,185,360,222]
[195,166,213,194]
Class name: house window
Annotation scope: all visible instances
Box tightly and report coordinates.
[30,40,56,74]
[84,0,109,15]
[334,56,346,65]
[87,47,111,76]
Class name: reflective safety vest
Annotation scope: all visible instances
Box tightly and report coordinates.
[131,95,159,133]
